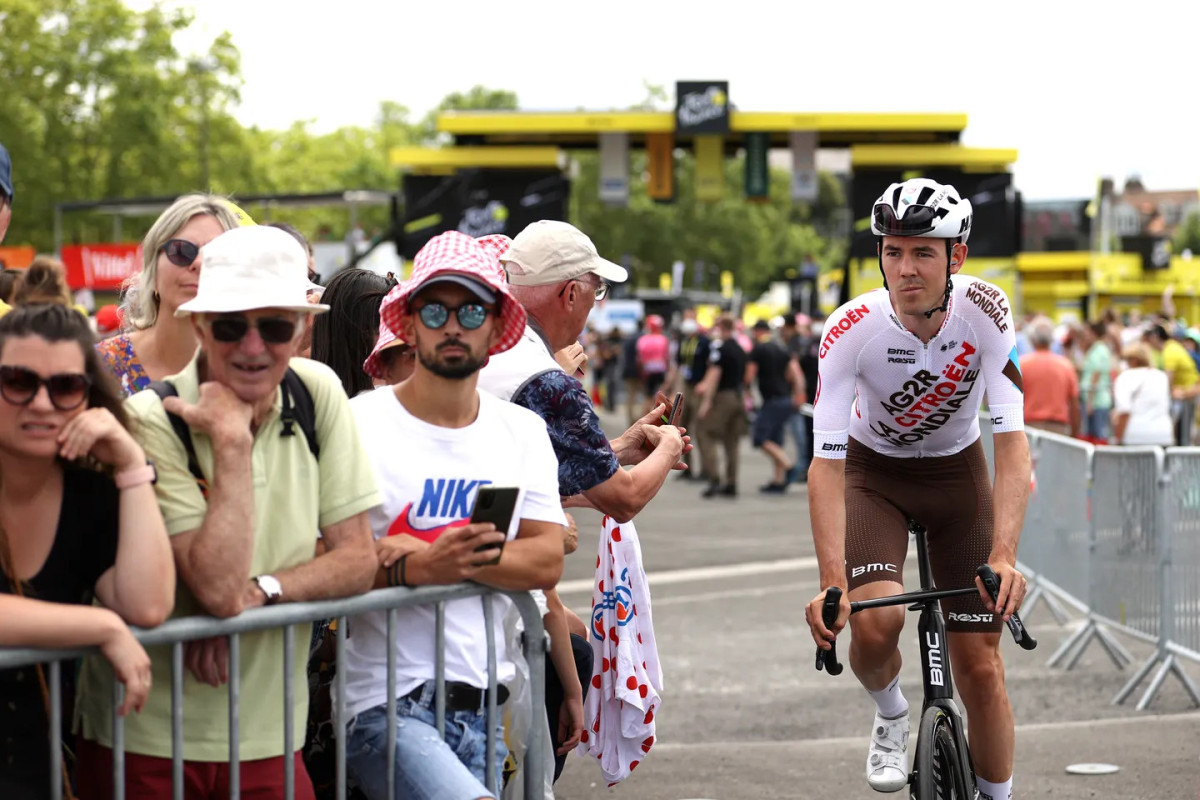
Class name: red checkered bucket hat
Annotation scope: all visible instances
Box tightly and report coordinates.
[379,231,526,356]
[475,234,512,266]
[363,314,405,380]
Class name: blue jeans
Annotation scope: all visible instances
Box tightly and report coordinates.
[1085,406,1111,440]
[346,684,507,800]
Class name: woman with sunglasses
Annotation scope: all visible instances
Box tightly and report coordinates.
[0,304,174,799]
[96,194,241,396]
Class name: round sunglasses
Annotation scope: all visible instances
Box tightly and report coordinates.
[415,302,490,331]
[209,315,298,345]
[0,365,91,411]
[160,239,201,268]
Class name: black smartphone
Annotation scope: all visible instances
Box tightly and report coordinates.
[660,391,684,425]
[470,486,523,566]
[668,392,685,426]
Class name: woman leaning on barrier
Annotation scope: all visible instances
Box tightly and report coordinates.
[0,304,175,800]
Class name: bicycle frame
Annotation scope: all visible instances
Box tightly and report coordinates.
[847,524,979,706]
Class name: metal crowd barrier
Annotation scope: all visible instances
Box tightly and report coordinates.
[1015,429,1090,628]
[1012,432,1200,710]
[0,584,547,800]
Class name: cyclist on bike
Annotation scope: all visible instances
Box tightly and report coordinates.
[804,178,1031,800]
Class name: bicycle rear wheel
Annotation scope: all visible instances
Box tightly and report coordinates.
[911,706,970,800]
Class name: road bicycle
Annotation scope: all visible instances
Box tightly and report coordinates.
[815,521,1037,799]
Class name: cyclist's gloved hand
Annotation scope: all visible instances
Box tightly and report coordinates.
[805,587,850,649]
[975,560,1026,622]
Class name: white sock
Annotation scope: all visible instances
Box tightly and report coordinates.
[867,675,908,719]
[977,775,1012,800]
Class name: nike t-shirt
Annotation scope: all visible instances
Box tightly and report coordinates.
[340,386,565,722]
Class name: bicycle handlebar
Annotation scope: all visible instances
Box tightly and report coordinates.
[814,587,844,675]
[976,565,1038,651]
[814,566,1037,676]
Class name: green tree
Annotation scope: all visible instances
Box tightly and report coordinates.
[1174,210,1200,257]
[417,86,519,144]
[570,149,843,297]
[0,0,247,249]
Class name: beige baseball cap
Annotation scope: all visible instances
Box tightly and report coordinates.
[502,220,628,287]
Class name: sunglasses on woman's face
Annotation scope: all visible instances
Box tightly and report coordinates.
[0,365,91,411]
[209,315,298,345]
[160,239,200,268]
[415,302,490,331]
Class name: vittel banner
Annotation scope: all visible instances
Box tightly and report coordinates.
[675,81,730,135]
[61,243,143,290]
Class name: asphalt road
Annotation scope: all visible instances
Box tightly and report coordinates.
[549,412,1200,800]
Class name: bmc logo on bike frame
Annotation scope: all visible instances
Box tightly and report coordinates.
[926,630,944,687]
[850,562,898,578]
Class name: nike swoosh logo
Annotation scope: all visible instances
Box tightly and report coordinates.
[387,501,469,544]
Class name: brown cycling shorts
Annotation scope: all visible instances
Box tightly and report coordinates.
[844,437,1002,633]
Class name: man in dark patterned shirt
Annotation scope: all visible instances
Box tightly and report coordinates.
[478,220,687,521]
[476,221,687,783]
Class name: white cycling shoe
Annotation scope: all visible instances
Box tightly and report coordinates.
[866,710,910,793]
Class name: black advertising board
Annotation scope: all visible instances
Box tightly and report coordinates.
[850,171,1018,259]
[675,81,730,134]
[399,170,569,258]
[1121,235,1172,271]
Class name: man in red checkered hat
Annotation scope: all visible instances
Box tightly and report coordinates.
[342,231,566,800]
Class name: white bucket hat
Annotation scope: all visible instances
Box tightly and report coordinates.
[175,226,330,317]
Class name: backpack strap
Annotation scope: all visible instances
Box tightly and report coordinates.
[148,369,319,501]
[280,367,320,460]
[148,380,210,499]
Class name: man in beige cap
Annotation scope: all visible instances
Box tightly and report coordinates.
[479,220,687,524]
[77,224,380,799]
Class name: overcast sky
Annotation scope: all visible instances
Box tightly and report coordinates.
[150,0,1196,201]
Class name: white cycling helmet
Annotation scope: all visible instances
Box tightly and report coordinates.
[871,178,972,318]
[871,178,972,244]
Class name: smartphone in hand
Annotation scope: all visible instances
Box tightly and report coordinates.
[470,486,523,566]
[668,392,685,426]
[659,392,684,426]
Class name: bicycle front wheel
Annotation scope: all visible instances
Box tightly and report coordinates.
[911,706,971,800]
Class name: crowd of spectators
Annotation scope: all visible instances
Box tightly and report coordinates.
[578,309,819,499]
[1016,307,1200,446]
[8,122,1200,799]
[0,143,686,800]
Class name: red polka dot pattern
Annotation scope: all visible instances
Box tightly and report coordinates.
[578,514,662,786]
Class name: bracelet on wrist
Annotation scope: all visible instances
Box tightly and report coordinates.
[114,460,157,490]
[388,553,412,587]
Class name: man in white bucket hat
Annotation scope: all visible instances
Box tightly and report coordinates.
[77,224,380,798]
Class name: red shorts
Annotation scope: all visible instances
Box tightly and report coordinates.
[76,737,315,800]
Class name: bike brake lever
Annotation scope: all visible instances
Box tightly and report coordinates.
[815,587,845,674]
[976,565,1038,650]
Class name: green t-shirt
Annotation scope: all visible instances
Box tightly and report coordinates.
[1080,341,1113,409]
[77,356,380,761]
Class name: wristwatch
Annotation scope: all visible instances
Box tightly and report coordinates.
[253,574,283,606]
